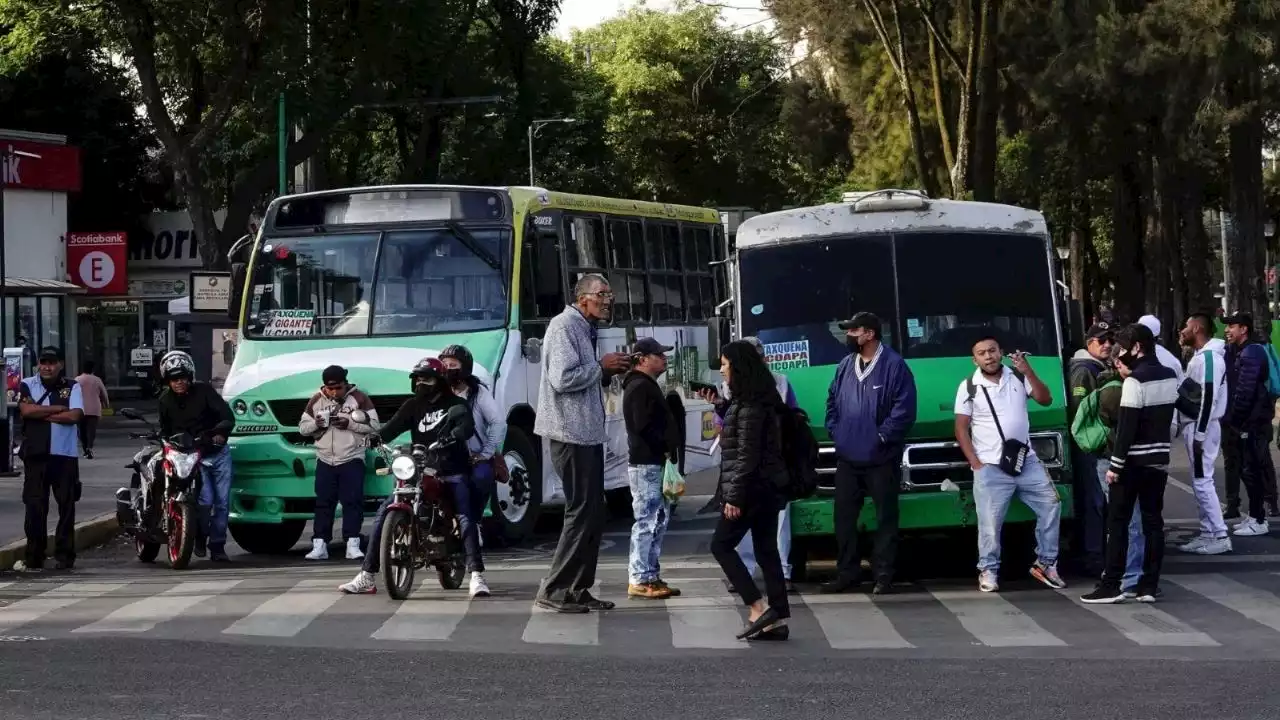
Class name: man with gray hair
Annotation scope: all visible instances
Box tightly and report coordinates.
[533,273,632,613]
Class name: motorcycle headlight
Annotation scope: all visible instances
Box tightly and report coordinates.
[391,456,417,481]
[168,452,199,479]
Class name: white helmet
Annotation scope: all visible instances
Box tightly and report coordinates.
[159,350,195,380]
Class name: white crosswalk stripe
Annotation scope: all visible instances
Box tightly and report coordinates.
[9,571,1280,652]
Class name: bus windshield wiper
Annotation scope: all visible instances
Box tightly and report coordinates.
[445,221,501,270]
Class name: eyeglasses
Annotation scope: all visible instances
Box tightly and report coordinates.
[586,291,614,300]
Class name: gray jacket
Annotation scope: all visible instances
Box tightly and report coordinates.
[534,305,606,446]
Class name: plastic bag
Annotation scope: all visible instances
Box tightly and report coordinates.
[662,460,686,502]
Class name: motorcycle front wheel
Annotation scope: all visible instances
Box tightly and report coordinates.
[380,509,417,600]
[436,554,465,589]
[167,502,195,570]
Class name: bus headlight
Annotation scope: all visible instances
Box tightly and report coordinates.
[232,399,247,415]
[391,456,418,481]
[1030,434,1063,466]
[251,401,268,417]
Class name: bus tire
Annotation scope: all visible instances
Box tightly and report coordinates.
[228,520,306,555]
[606,488,633,520]
[488,427,541,544]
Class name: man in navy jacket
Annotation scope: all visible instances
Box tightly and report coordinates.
[1222,312,1277,534]
[821,312,917,594]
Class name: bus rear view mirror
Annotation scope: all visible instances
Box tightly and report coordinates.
[707,317,730,369]
[228,262,247,322]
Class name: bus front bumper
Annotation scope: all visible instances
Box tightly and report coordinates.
[228,434,395,524]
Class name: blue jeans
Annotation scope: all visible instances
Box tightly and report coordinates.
[1096,459,1143,591]
[451,465,494,573]
[1072,447,1107,569]
[627,465,670,585]
[736,504,793,580]
[361,473,466,575]
[198,447,233,548]
[974,455,1061,573]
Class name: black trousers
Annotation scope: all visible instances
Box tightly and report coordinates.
[23,455,80,567]
[1101,466,1166,592]
[711,495,790,618]
[833,459,900,583]
[77,415,99,451]
[539,441,606,603]
[1224,425,1278,510]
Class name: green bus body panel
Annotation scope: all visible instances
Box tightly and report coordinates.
[780,354,1074,535]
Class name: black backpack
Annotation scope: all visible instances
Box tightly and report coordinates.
[776,405,819,501]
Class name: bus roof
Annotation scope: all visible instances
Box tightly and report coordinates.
[507,187,720,224]
[735,195,1048,250]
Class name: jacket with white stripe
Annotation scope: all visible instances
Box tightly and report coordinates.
[1109,355,1178,474]
[1178,338,1227,442]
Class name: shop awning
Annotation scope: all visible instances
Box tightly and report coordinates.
[3,277,86,295]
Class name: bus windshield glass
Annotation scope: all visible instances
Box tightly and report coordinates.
[738,230,1055,366]
[244,226,510,338]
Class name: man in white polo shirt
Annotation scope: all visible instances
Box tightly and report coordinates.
[955,333,1065,593]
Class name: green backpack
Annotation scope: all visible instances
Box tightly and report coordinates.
[1070,379,1123,454]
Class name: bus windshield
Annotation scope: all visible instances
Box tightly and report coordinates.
[738,231,1055,366]
[244,226,510,338]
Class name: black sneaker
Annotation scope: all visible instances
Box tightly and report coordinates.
[572,590,615,611]
[820,577,859,594]
[194,535,207,558]
[54,559,74,571]
[1080,584,1126,604]
[872,580,894,595]
[534,597,588,614]
[209,545,230,562]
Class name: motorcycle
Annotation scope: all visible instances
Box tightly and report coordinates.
[113,408,205,570]
[364,409,466,600]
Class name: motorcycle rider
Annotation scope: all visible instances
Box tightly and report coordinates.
[156,351,235,562]
[440,344,507,598]
[338,356,476,595]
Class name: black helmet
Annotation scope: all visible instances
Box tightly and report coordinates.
[439,344,474,377]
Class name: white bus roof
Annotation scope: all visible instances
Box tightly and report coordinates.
[734,194,1048,250]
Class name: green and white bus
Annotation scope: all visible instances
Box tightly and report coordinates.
[708,190,1076,577]
[221,185,727,554]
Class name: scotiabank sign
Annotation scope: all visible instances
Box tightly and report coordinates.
[1,139,82,192]
[67,232,128,295]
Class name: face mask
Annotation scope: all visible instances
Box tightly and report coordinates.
[444,369,465,386]
[416,380,442,399]
[846,336,860,352]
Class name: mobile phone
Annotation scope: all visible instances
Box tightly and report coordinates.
[689,380,717,395]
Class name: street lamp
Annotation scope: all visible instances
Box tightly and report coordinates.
[527,118,579,187]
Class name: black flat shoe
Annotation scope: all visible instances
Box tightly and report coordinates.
[736,607,780,640]
[573,590,615,611]
[751,624,789,641]
[535,597,589,614]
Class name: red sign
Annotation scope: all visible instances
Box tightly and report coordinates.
[67,232,128,295]
[1,139,82,192]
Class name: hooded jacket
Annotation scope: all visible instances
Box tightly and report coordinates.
[1225,338,1275,430]
[1067,349,1110,421]
[298,385,379,466]
[1178,338,1228,441]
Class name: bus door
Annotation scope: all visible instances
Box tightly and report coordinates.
[519,211,569,407]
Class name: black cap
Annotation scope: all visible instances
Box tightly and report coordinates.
[321,365,348,385]
[634,337,673,356]
[1085,322,1114,341]
[838,311,881,333]
[1225,311,1254,329]
[37,346,62,362]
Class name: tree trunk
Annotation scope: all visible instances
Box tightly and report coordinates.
[971,0,999,202]
[1111,146,1146,321]
[949,0,981,199]
[1179,174,1214,314]
[1226,65,1270,333]
[1155,153,1184,345]
[927,30,955,188]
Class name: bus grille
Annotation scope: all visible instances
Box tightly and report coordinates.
[268,394,413,427]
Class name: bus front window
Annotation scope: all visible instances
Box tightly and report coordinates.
[245,233,378,337]
[895,232,1056,358]
[373,228,508,334]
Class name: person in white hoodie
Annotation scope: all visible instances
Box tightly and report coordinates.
[1174,313,1231,554]
[1137,315,1185,383]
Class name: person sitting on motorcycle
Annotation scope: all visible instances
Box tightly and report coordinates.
[440,344,507,598]
[156,351,235,562]
[338,356,476,595]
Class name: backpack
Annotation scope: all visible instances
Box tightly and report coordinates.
[1262,344,1280,398]
[776,405,819,501]
[1070,379,1122,454]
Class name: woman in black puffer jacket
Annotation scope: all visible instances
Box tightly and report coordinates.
[710,340,792,641]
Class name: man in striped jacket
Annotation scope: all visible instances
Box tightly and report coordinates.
[1174,313,1231,555]
[1082,323,1178,605]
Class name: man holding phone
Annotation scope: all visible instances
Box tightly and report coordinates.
[955,333,1064,593]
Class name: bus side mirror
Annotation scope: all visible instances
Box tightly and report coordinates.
[707,316,730,369]
[227,262,247,321]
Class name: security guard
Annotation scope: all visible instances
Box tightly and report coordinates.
[15,346,84,571]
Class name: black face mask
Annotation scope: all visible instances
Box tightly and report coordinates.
[444,369,465,386]
[846,336,860,353]
[415,381,442,399]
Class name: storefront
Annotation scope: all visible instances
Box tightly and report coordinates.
[1,129,84,378]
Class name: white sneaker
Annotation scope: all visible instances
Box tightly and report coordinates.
[1177,535,1210,553]
[978,570,998,593]
[1234,518,1271,537]
[1195,536,1233,555]
[338,571,377,594]
[345,537,364,560]
[469,572,491,598]
[305,539,328,561]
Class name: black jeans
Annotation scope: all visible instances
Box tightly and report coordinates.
[1225,424,1278,510]
[538,441,606,603]
[1101,466,1166,592]
[77,415,99,451]
[1234,427,1273,522]
[833,459,900,583]
[23,455,79,567]
[711,495,791,618]
[312,459,366,542]
[449,463,495,573]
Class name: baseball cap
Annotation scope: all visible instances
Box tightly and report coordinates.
[838,311,881,333]
[37,346,63,362]
[1085,322,1114,341]
[1137,314,1161,336]
[634,337,673,356]
[322,365,348,386]
[1225,311,1254,329]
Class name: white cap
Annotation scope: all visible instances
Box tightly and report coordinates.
[1138,315,1161,336]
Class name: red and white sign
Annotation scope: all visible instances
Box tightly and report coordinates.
[67,232,128,295]
[1,139,82,193]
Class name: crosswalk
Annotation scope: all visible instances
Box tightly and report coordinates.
[7,569,1280,655]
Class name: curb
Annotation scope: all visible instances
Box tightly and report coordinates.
[0,511,121,571]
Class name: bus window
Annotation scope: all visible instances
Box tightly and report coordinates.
[372,228,509,334]
[647,223,682,272]
[244,233,378,337]
[522,220,567,328]
[894,232,1055,358]
[682,225,715,320]
[646,222,685,322]
[608,219,649,323]
[566,215,607,269]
